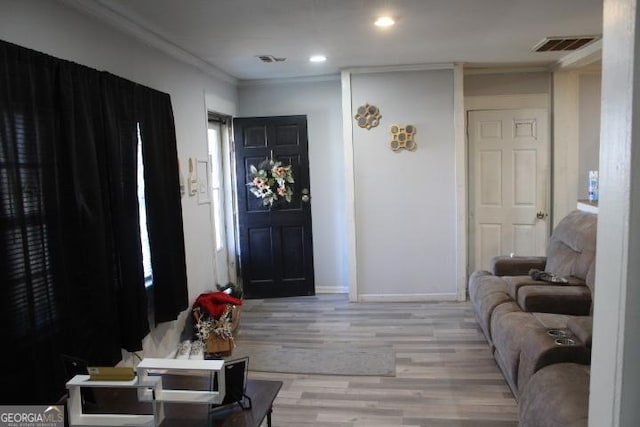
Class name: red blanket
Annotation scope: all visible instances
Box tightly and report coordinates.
[193,291,242,319]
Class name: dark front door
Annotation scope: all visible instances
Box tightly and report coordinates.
[233,115,314,298]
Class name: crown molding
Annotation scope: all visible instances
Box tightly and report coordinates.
[238,73,341,87]
[342,62,456,75]
[240,63,456,86]
[553,39,602,71]
[60,0,237,85]
[463,65,552,75]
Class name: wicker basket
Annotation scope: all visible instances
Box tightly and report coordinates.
[230,305,241,333]
[193,304,238,356]
[206,334,234,356]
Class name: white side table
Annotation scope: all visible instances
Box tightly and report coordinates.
[66,374,161,427]
[136,358,225,406]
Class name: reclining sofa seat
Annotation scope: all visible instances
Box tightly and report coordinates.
[468,210,597,401]
[469,209,597,347]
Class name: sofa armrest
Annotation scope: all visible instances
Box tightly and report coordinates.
[567,317,593,348]
[490,256,547,276]
[504,276,587,301]
[518,328,591,393]
[519,363,590,427]
[517,285,592,315]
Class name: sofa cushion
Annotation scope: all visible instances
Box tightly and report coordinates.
[519,363,590,427]
[490,309,544,395]
[503,276,544,300]
[468,270,490,301]
[469,271,515,344]
[473,293,515,346]
[545,210,597,288]
[468,270,504,302]
[517,285,592,315]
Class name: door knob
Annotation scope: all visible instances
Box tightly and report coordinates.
[536,211,547,220]
[301,188,310,203]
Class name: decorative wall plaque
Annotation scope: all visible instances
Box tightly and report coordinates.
[354,103,382,130]
[389,124,417,151]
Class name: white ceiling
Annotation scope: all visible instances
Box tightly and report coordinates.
[70,0,603,81]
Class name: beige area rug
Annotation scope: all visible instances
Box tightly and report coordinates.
[229,343,396,377]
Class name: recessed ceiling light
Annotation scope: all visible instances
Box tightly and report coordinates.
[374,16,395,27]
[309,55,327,63]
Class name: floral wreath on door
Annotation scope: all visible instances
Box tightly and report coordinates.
[246,159,294,207]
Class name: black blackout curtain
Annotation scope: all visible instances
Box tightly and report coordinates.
[0,40,188,403]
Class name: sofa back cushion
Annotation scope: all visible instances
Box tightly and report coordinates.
[545,210,597,290]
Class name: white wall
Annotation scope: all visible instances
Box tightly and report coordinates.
[553,70,602,226]
[464,71,551,96]
[590,0,640,424]
[578,73,602,199]
[553,71,581,225]
[349,69,457,299]
[0,0,238,360]
[237,79,348,293]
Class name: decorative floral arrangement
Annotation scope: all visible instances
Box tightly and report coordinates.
[193,305,234,342]
[247,159,294,207]
[192,291,243,355]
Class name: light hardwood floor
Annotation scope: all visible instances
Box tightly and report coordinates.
[236,294,518,427]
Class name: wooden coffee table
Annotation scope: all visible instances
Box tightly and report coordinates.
[206,379,282,427]
[159,378,282,427]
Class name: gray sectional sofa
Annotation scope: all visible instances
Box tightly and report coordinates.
[468,210,597,426]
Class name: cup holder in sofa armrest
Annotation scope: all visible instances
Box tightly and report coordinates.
[547,329,578,346]
[547,329,573,338]
[554,337,577,346]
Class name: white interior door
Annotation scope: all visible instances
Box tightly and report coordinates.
[468,109,549,272]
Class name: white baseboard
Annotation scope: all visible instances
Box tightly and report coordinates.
[315,285,348,294]
[356,293,459,303]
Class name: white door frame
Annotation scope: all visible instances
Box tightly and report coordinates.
[206,114,238,286]
[464,94,551,280]
[467,107,550,272]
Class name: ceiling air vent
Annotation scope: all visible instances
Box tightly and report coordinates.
[533,36,599,52]
[256,55,286,63]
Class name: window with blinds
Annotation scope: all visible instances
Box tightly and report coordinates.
[1,111,59,340]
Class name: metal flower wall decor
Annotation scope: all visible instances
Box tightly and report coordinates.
[389,124,417,151]
[354,103,382,130]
